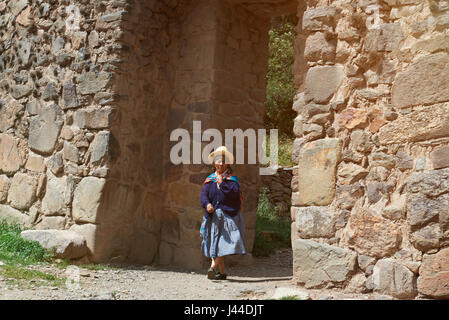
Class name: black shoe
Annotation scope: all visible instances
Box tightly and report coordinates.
[207,267,217,279]
[214,272,227,280]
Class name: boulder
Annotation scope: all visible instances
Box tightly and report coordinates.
[20,229,87,260]
[28,104,64,155]
[7,173,38,210]
[292,138,342,206]
[293,239,357,289]
[304,65,344,104]
[294,206,338,238]
[342,209,401,258]
[417,248,449,298]
[392,53,449,108]
[369,258,417,299]
[72,177,106,223]
[378,103,449,145]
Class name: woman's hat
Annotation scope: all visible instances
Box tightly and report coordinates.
[208,146,234,165]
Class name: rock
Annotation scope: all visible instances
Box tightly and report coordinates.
[368,152,395,170]
[396,151,414,171]
[51,37,65,54]
[8,0,28,16]
[42,82,59,101]
[358,255,376,271]
[20,230,87,260]
[370,258,417,299]
[406,169,449,251]
[7,173,38,210]
[63,141,80,163]
[369,118,387,134]
[302,6,341,32]
[62,81,80,109]
[345,273,368,293]
[383,197,406,221]
[25,155,46,173]
[10,83,33,99]
[306,103,331,118]
[35,216,66,230]
[351,130,374,153]
[26,99,42,116]
[292,138,342,206]
[47,152,64,175]
[87,131,110,166]
[302,123,324,141]
[337,108,368,130]
[430,146,449,169]
[379,103,449,144]
[0,175,10,202]
[392,53,449,108]
[342,209,401,258]
[417,248,449,298]
[28,104,64,155]
[0,133,23,174]
[0,99,24,132]
[338,162,368,185]
[72,177,106,223]
[74,107,114,129]
[304,32,336,62]
[42,175,73,216]
[271,287,310,300]
[0,204,29,227]
[293,239,357,289]
[304,65,344,104]
[366,182,393,204]
[76,72,112,95]
[365,23,404,53]
[16,6,32,26]
[294,206,338,238]
[335,183,364,210]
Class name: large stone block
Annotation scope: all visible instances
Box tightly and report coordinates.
[304,32,336,62]
[370,258,417,299]
[0,175,10,202]
[293,239,357,288]
[0,204,29,227]
[87,131,110,166]
[42,175,73,216]
[21,230,87,260]
[292,138,342,206]
[76,72,112,95]
[294,206,338,238]
[417,248,449,298]
[0,133,24,174]
[72,177,106,223]
[342,209,401,258]
[302,6,340,32]
[392,53,449,108]
[304,65,344,104]
[7,173,38,210]
[406,169,449,251]
[378,103,449,145]
[365,23,404,53]
[28,104,64,155]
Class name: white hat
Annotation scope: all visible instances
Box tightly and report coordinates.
[208,146,234,165]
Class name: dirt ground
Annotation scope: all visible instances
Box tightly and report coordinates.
[0,249,408,300]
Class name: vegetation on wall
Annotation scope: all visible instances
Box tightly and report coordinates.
[264,15,298,138]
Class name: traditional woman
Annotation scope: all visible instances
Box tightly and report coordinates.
[199,146,246,280]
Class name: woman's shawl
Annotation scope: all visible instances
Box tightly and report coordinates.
[203,173,243,209]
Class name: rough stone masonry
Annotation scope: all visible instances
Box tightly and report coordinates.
[291,0,449,299]
[2,0,449,300]
[0,0,294,269]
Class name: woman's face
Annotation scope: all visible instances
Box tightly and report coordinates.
[214,157,228,174]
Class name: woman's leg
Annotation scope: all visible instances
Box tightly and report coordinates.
[210,257,217,269]
[216,256,225,274]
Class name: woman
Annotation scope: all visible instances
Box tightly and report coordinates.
[200,146,246,280]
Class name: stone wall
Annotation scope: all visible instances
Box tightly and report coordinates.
[260,166,293,217]
[291,0,449,299]
[0,0,298,269]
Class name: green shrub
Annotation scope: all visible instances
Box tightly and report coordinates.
[264,15,298,138]
[252,188,291,257]
[0,220,53,266]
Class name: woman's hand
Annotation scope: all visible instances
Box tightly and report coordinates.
[206,203,214,213]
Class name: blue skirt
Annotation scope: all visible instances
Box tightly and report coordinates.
[200,208,246,258]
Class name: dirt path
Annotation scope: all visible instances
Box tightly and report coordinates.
[0,249,400,300]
